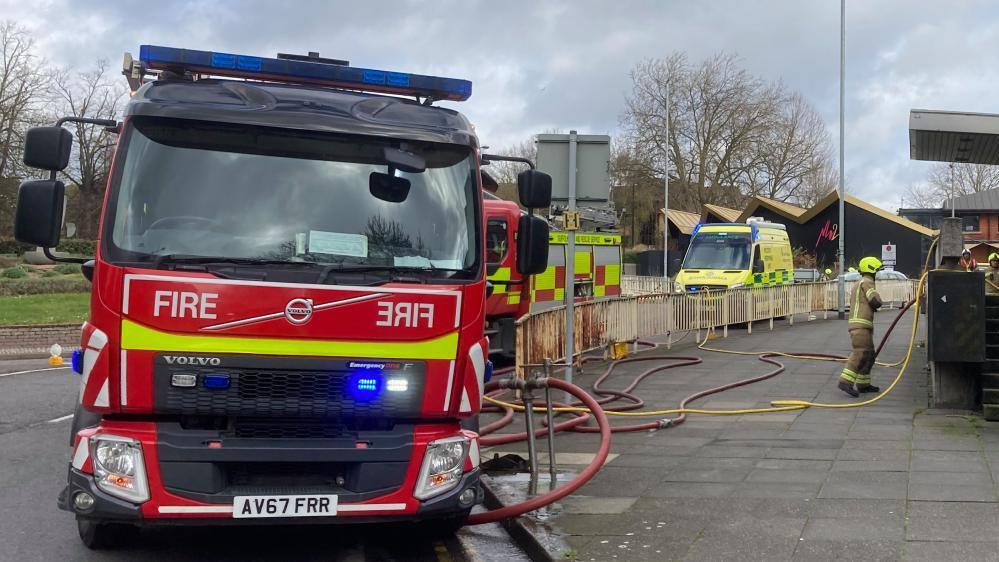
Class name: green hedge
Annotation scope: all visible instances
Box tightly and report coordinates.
[0,274,91,296]
[0,238,97,256]
[56,239,97,256]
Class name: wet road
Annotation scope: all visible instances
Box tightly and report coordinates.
[0,358,527,562]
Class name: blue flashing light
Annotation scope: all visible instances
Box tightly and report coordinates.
[750,223,760,242]
[203,374,231,389]
[347,373,382,401]
[484,360,494,383]
[138,45,473,102]
[692,223,702,237]
[71,349,83,375]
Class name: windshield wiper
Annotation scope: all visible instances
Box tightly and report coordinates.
[151,254,320,270]
[315,264,466,285]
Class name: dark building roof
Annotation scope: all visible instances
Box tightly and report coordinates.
[949,187,999,211]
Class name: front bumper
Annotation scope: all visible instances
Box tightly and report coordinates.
[60,468,482,526]
[62,421,482,525]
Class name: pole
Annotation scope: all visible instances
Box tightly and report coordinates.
[565,131,577,393]
[663,80,671,280]
[837,0,847,320]
[950,163,956,218]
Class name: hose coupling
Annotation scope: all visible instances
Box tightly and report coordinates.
[656,418,675,430]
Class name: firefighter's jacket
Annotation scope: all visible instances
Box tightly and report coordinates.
[848,276,882,331]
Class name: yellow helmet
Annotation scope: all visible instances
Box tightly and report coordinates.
[990,252,999,263]
[859,256,883,274]
[848,267,857,272]
[824,268,832,275]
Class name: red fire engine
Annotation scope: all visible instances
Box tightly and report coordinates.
[481,192,622,359]
[13,46,551,548]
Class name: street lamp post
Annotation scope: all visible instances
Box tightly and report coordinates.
[662,81,670,280]
[837,0,847,320]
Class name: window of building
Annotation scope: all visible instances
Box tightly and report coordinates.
[486,219,509,264]
[963,215,980,232]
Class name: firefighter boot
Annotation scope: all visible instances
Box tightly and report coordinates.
[857,384,881,394]
[838,379,859,398]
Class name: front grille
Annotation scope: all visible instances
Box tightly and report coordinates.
[154,355,425,419]
[689,284,728,293]
[230,420,350,440]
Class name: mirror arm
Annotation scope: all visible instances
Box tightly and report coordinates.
[481,153,535,170]
[43,247,90,264]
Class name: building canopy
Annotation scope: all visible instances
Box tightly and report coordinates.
[910,109,999,164]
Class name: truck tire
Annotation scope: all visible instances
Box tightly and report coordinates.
[77,519,136,549]
[69,403,101,446]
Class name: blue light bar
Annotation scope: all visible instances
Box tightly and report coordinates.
[138,45,472,102]
[347,373,382,401]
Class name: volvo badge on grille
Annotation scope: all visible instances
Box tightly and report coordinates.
[285,298,314,325]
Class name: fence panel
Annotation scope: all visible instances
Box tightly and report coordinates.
[516,277,919,374]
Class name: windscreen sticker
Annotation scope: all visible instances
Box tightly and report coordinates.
[308,231,368,258]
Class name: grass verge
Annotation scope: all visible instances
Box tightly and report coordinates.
[0,292,90,325]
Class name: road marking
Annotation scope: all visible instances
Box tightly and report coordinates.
[46,414,74,424]
[0,366,71,378]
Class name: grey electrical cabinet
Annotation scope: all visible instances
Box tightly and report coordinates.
[927,270,985,362]
[536,134,610,203]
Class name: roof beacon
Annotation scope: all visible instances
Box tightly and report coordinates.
[125,45,472,103]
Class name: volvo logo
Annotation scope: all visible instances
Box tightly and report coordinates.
[164,356,221,366]
[285,298,314,325]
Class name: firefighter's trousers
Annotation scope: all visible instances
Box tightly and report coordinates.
[840,328,875,388]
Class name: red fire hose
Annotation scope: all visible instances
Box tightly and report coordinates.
[466,378,611,525]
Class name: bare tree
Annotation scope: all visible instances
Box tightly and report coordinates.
[903,182,940,208]
[927,162,999,204]
[0,22,50,234]
[794,152,838,207]
[53,60,126,238]
[620,51,836,211]
[0,21,48,180]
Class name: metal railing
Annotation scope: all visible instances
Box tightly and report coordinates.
[516,279,917,375]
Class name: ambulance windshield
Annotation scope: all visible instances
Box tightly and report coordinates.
[105,117,479,279]
[682,232,751,270]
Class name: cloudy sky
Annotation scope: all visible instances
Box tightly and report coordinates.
[4,0,997,210]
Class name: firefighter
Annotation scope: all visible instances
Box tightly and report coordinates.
[823,268,833,281]
[838,256,883,397]
[960,249,977,272]
[987,253,999,294]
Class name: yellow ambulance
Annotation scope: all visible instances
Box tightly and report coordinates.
[674,218,793,293]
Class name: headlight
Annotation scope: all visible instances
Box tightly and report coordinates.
[414,436,468,500]
[90,435,149,503]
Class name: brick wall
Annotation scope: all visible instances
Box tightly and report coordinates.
[0,323,82,351]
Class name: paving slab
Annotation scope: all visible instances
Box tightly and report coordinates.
[478,314,999,559]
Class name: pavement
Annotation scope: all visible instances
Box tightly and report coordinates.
[482,310,999,561]
[0,357,528,562]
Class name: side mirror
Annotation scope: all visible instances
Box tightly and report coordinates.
[516,215,550,275]
[517,169,552,209]
[481,170,499,193]
[23,126,73,171]
[369,172,411,203]
[671,258,681,273]
[753,259,765,274]
[15,180,66,248]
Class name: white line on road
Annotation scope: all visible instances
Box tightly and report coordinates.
[0,366,71,378]
[46,414,74,424]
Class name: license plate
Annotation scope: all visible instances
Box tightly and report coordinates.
[232,494,338,519]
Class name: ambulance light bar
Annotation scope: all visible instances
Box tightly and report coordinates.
[136,45,472,101]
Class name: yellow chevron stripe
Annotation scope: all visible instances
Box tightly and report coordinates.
[120,320,458,360]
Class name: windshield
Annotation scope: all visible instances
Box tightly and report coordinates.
[682,232,751,270]
[104,117,479,280]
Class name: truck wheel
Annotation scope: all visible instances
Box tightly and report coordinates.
[69,403,101,446]
[77,519,136,549]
